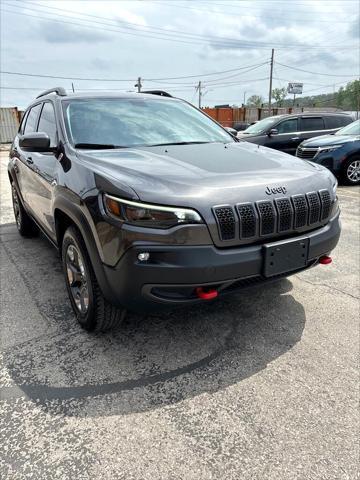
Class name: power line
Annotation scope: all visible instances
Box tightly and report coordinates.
[1,6,356,51]
[0,62,268,83]
[157,0,358,23]
[162,63,269,86]
[140,62,269,83]
[3,1,286,46]
[275,61,359,78]
[0,6,283,50]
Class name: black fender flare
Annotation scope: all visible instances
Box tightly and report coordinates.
[53,191,115,302]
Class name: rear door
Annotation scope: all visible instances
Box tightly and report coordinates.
[299,116,327,142]
[265,117,300,154]
[26,101,59,236]
[325,115,353,132]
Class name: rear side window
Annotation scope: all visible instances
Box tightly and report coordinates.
[301,117,325,131]
[277,118,298,133]
[23,104,42,134]
[19,110,29,134]
[38,102,57,147]
[325,116,351,129]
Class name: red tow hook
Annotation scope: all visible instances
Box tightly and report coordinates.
[319,255,332,265]
[196,287,218,300]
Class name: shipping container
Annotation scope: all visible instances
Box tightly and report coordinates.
[0,107,20,143]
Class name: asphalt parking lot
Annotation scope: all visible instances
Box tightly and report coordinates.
[0,148,359,480]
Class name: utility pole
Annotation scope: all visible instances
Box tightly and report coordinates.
[243,91,246,106]
[197,81,202,108]
[268,48,274,116]
[135,77,142,92]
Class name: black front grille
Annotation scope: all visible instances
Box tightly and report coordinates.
[213,206,236,240]
[319,189,332,221]
[292,194,308,228]
[307,192,321,224]
[256,201,276,236]
[296,146,318,159]
[275,198,293,232]
[212,189,333,243]
[237,203,256,238]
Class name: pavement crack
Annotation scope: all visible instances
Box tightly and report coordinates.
[295,275,359,300]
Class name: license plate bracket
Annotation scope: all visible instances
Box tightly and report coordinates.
[263,237,309,277]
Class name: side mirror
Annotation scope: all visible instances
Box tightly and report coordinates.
[225,127,238,138]
[19,132,51,152]
[268,128,279,137]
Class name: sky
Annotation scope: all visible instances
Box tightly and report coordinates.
[0,0,359,109]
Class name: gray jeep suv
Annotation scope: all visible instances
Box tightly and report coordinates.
[8,88,341,331]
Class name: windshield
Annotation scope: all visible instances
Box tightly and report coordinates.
[336,119,360,135]
[62,97,233,148]
[241,116,280,135]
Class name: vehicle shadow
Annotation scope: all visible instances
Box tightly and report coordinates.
[1,224,306,417]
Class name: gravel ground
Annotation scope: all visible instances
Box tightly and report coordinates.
[0,149,359,479]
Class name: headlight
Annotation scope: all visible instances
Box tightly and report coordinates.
[315,145,343,156]
[103,194,203,228]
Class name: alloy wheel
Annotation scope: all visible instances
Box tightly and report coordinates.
[66,244,89,314]
[347,160,360,183]
[12,186,21,229]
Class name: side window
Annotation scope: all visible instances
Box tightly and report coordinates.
[19,110,29,134]
[37,102,58,148]
[301,117,325,131]
[23,104,42,134]
[339,116,352,127]
[277,118,298,133]
[325,116,342,129]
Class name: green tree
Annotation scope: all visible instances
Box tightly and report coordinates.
[336,80,360,110]
[246,95,264,107]
[272,87,287,106]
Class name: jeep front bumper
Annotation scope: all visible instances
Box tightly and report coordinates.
[100,211,341,311]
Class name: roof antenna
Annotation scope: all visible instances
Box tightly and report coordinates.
[71,82,75,93]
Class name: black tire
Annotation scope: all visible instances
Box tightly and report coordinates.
[342,156,360,185]
[62,226,126,332]
[11,183,39,237]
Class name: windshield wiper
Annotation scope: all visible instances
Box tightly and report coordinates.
[148,141,213,147]
[74,143,126,149]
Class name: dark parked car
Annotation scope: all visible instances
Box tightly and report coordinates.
[296,120,360,185]
[237,113,353,155]
[233,121,251,131]
[8,88,340,332]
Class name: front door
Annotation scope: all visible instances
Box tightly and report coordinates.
[15,103,43,209]
[266,117,300,155]
[26,101,59,238]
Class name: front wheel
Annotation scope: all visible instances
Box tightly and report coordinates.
[62,226,126,332]
[342,157,360,185]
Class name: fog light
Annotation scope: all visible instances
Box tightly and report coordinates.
[138,252,150,262]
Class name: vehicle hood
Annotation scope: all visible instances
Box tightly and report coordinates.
[302,134,360,147]
[237,131,261,139]
[77,141,335,209]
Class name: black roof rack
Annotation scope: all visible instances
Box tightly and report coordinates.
[141,90,172,98]
[36,87,67,99]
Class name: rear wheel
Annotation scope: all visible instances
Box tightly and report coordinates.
[342,157,360,185]
[62,226,126,332]
[11,183,39,237]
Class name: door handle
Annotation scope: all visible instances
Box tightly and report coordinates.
[26,157,34,164]
[291,137,300,141]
